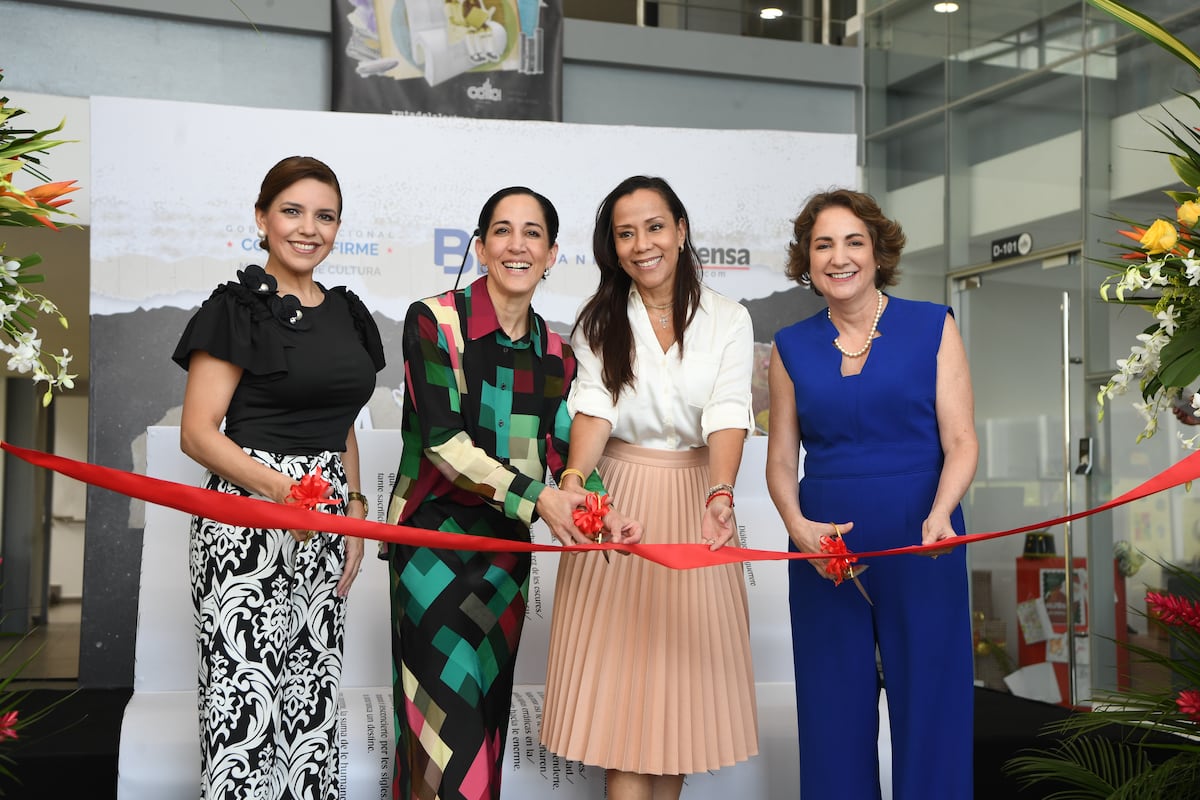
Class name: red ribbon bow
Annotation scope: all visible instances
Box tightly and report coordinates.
[572,492,611,536]
[819,533,858,585]
[287,467,342,511]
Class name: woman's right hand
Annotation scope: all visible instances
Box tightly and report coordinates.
[536,485,590,545]
[789,519,855,578]
[271,473,320,544]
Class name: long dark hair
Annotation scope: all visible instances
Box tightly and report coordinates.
[575,176,702,402]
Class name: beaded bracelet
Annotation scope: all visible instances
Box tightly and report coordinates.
[705,483,735,502]
[705,490,734,508]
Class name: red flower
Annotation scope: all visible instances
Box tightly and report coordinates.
[572,492,611,536]
[0,710,19,740]
[818,534,859,585]
[1146,592,1200,634]
[1176,689,1200,722]
[287,467,341,511]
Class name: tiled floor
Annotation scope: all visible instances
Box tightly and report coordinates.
[0,600,80,685]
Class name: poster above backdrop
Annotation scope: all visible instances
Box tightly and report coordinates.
[333,0,563,120]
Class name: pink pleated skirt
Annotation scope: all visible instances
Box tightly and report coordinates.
[540,440,759,775]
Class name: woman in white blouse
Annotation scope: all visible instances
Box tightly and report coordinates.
[540,176,759,800]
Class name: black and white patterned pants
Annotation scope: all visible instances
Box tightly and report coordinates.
[190,449,348,800]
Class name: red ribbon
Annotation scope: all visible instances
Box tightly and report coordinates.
[572,492,611,536]
[6,440,1200,571]
[287,466,341,511]
[818,534,857,584]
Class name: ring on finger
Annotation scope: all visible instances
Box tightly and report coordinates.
[832,522,842,537]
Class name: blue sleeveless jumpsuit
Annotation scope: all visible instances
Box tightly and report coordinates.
[774,296,973,799]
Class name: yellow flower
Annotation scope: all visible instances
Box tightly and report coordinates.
[1140,218,1178,254]
[1180,200,1200,228]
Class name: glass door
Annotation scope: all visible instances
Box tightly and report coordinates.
[953,258,1090,706]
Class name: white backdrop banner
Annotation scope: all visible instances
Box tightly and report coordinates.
[89,96,853,324]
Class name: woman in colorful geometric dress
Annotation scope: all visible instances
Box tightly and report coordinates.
[541,175,759,800]
[174,155,384,800]
[766,188,977,799]
[385,186,641,800]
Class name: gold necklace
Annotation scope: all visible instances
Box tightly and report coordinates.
[829,290,884,358]
[642,298,673,329]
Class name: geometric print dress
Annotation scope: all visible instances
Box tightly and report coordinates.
[385,277,581,800]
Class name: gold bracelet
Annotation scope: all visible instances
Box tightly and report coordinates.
[347,491,368,506]
[560,468,587,485]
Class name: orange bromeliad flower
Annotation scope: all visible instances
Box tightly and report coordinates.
[1,179,79,230]
[25,179,79,206]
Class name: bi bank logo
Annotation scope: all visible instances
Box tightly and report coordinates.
[434,228,594,275]
[435,228,481,275]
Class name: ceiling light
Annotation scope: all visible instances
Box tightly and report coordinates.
[760,7,784,20]
[933,2,959,11]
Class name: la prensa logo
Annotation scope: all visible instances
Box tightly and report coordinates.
[467,78,502,102]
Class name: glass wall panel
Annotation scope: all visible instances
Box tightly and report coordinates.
[863,4,948,132]
[867,118,947,301]
[946,1,1083,102]
[947,69,1084,268]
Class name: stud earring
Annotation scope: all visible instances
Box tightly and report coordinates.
[256,228,265,239]
[679,243,684,253]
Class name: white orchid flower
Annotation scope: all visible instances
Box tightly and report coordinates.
[0,260,20,286]
[1182,249,1200,285]
[1155,304,1179,335]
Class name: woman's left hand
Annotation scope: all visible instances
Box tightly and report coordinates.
[602,508,643,546]
[921,511,957,558]
[701,497,737,551]
[336,536,365,597]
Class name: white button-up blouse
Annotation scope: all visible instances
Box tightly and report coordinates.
[567,284,755,451]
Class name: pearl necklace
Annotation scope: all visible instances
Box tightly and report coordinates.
[829,290,884,358]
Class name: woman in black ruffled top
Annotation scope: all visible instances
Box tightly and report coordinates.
[172,156,384,800]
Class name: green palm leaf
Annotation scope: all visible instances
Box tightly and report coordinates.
[1007,737,1152,799]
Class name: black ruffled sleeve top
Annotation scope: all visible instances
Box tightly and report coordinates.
[173,265,385,455]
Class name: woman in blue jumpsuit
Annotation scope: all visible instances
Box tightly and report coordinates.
[766,189,977,799]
